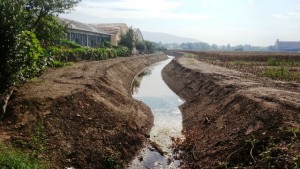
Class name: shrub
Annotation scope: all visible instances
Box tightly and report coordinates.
[115,46,130,57]
[59,39,82,49]
[11,31,45,84]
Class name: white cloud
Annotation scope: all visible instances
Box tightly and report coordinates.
[81,0,181,12]
[272,12,300,19]
[73,0,212,20]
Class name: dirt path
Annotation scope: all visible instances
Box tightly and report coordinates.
[0,54,167,168]
[162,56,300,168]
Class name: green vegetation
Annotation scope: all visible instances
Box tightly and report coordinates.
[0,0,136,93]
[31,121,47,155]
[0,142,49,169]
[119,28,135,51]
[294,154,300,168]
[104,156,122,169]
[119,28,166,54]
[267,58,300,67]
[216,128,300,168]
[103,148,122,169]
[231,60,261,66]
[46,40,130,64]
[197,54,300,82]
[287,128,300,139]
[0,0,80,93]
[179,42,211,50]
[0,120,49,168]
[262,67,299,81]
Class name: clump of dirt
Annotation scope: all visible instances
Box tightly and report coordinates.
[0,54,167,168]
[162,56,300,168]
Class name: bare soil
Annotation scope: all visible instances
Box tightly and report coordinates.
[0,54,167,168]
[162,55,300,168]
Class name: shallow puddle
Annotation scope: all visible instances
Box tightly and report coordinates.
[129,56,184,169]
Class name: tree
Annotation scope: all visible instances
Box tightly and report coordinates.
[144,41,155,54]
[0,0,27,92]
[211,44,218,50]
[119,28,135,50]
[135,41,146,53]
[24,0,80,46]
[0,0,80,92]
[179,42,211,51]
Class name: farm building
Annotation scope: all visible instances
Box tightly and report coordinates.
[275,39,300,51]
[59,18,111,47]
[97,23,129,46]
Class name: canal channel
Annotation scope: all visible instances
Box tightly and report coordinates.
[129,56,184,169]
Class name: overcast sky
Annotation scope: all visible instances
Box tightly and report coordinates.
[60,0,300,46]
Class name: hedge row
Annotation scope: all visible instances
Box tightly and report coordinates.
[46,45,131,63]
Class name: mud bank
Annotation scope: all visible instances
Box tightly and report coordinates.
[162,56,300,168]
[0,54,167,168]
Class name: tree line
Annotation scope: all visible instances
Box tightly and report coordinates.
[119,28,167,54]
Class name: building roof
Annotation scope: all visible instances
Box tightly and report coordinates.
[96,26,120,34]
[97,23,129,35]
[59,18,111,36]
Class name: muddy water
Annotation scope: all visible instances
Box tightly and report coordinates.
[129,56,184,169]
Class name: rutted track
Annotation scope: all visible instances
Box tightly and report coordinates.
[0,54,167,168]
[162,56,300,168]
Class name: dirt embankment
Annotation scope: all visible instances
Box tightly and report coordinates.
[162,56,300,168]
[0,54,167,168]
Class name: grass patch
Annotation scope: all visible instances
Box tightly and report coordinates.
[50,60,73,67]
[293,154,300,168]
[183,53,197,59]
[0,142,49,169]
[29,77,45,83]
[31,121,47,154]
[230,60,262,67]
[262,67,298,81]
[104,148,122,169]
[267,58,300,67]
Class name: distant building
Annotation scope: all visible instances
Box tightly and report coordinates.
[59,18,111,47]
[97,23,129,46]
[275,39,300,51]
[243,45,252,51]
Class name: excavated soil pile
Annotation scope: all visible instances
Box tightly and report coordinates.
[162,56,300,168]
[0,54,167,168]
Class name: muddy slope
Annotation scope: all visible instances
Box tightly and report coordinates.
[0,54,167,169]
[162,57,300,168]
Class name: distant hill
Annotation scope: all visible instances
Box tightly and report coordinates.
[142,31,200,44]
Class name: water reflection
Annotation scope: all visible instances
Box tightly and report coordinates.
[131,68,153,95]
[129,56,184,169]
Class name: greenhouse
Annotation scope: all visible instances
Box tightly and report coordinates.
[60,18,111,47]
